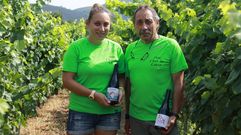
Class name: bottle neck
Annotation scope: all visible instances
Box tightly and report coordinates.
[108,64,119,88]
[159,90,171,113]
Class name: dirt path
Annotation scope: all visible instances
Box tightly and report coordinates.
[20,90,125,135]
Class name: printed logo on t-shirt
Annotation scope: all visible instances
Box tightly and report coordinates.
[149,56,169,70]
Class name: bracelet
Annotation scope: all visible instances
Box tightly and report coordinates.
[125,114,130,119]
[170,112,179,119]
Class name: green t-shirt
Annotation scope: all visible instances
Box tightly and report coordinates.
[63,37,125,114]
[125,36,188,121]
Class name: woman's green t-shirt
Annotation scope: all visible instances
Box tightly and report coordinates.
[63,37,125,114]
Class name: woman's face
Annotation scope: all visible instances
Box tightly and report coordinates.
[86,12,111,41]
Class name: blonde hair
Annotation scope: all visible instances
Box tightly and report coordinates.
[86,3,112,23]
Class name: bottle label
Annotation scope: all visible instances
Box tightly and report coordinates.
[107,87,119,101]
[154,114,169,128]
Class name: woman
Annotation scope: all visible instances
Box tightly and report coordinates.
[62,3,125,135]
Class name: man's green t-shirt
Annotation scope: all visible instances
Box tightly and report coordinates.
[125,36,188,121]
[63,37,125,114]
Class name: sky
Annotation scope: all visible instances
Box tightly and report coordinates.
[29,0,106,10]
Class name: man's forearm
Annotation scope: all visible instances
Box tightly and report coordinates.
[172,71,185,114]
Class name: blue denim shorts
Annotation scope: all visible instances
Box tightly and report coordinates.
[66,109,121,135]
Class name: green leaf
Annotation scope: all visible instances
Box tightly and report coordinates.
[186,8,196,17]
[49,68,61,79]
[231,76,241,94]
[225,69,240,85]
[24,34,33,44]
[192,76,204,85]
[238,54,241,59]
[14,40,26,51]
[214,42,223,54]
[218,1,236,15]
[0,56,8,61]
[233,31,241,41]
[12,57,21,66]
[204,78,218,89]
[204,74,211,78]
[0,99,9,115]
[236,111,241,129]
[201,91,210,100]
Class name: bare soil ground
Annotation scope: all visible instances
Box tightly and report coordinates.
[20,90,125,135]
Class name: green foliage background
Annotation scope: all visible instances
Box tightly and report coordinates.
[0,0,241,134]
[0,0,86,134]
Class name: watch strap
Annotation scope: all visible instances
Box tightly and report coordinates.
[88,90,96,100]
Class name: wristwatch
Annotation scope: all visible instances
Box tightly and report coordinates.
[88,90,96,100]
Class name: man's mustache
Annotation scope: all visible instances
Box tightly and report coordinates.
[139,29,151,35]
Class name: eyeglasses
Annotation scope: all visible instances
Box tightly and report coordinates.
[130,40,154,61]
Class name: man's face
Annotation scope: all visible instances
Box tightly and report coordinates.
[134,9,159,44]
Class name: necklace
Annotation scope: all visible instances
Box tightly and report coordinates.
[130,40,154,61]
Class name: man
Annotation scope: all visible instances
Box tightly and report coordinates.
[124,5,188,135]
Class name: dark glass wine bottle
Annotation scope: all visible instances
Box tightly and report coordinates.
[154,89,171,128]
[106,64,119,105]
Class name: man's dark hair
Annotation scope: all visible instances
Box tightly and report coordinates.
[133,5,160,23]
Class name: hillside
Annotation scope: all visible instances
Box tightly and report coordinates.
[43,4,91,21]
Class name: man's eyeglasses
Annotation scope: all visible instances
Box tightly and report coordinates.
[130,40,154,61]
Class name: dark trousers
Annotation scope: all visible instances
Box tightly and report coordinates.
[130,116,179,135]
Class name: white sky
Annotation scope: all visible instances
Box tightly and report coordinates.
[29,0,106,10]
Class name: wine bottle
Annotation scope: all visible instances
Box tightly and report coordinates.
[106,64,119,105]
[154,89,171,128]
